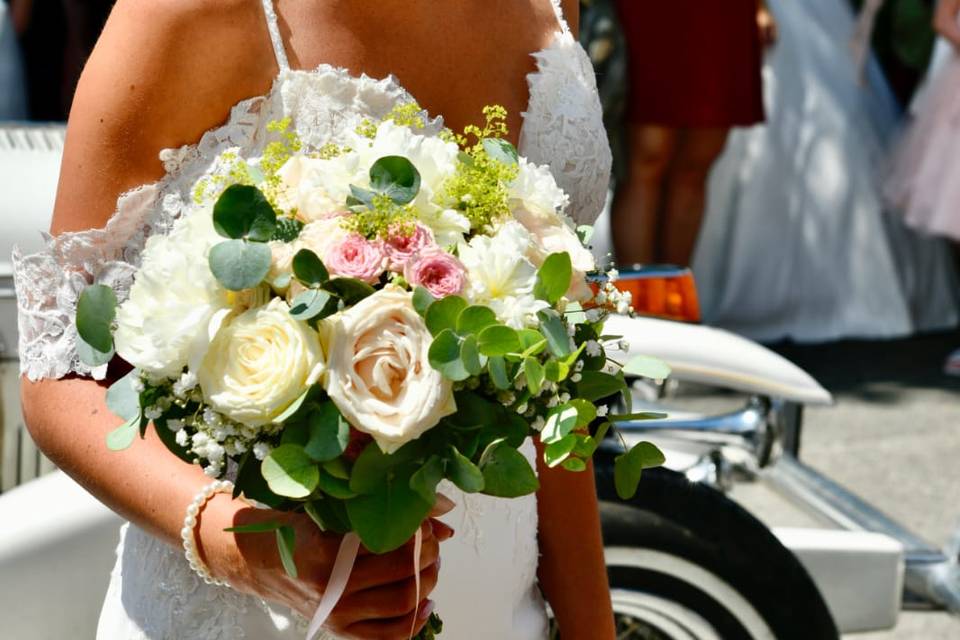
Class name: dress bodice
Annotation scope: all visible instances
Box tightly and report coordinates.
[13,3,610,639]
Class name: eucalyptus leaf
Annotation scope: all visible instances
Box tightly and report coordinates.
[369,155,422,205]
[305,497,351,534]
[482,137,519,165]
[410,455,446,503]
[536,309,572,358]
[562,457,588,472]
[608,412,669,422]
[477,325,521,356]
[541,404,579,445]
[569,398,597,428]
[106,369,141,421]
[213,184,277,242]
[305,402,350,462]
[456,305,497,335]
[276,525,298,578]
[544,435,577,468]
[488,356,511,390]
[289,288,334,321]
[272,387,313,424]
[446,446,484,493]
[292,248,329,286]
[76,284,117,353]
[523,357,545,395]
[428,329,469,381]
[614,441,666,499]
[323,277,376,305]
[106,416,138,451]
[460,334,484,376]
[412,286,436,317]
[261,444,320,499]
[348,185,377,208]
[479,441,539,498]
[623,355,672,382]
[533,252,572,304]
[209,239,272,291]
[575,370,627,402]
[317,469,358,499]
[349,440,421,495]
[425,295,467,336]
[77,337,114,367]
[223,521,283,534]
[233,450,286,508]
[346,465,432,553]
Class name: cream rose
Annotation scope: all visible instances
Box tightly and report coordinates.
[197,298,325,427]
[325,287,456,453]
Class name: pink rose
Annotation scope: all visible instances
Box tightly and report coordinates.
[324,234,387,284]
[405,249,466,298]
[383,224,435,271]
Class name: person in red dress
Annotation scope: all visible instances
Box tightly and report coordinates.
[612,0,774,267]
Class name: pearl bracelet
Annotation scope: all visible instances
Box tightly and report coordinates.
[181,479,235,587]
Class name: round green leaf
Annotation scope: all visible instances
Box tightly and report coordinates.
[460,334,484,376]
[488,355,511,390]
[428,329,469,381]
[623,355,672,382]
[346,465,432,553]
[322,277,376,305]
[446,446,485,493]
[305,402,350,462]
[479,441,539,498]
[410,455,446,503]
[261,444,320,498]
[482,137,519,166]
[542,404,579,445]
[425,295,468,336]
[213,184,277,241]
[106,370,141,421]
[289,288,334,321]
[536,309,572,358]
[317,469,358,500]
[209,239,272,291]
[456,305,497,335]
[369,155,422,205]
[292,248,329,286]
[614,441,666,499]
[544,435,577,468]
[533,252,573,304]
[106,416,138,451]
[523,357,545,395]
[77,338,114,368]
[412,286,436,317]
[562,457,588,472]
[477,325,521,356]
[76,284,117,353]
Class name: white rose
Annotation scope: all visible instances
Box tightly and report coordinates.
[114,208,230,379]
[458,222,549,328]
[197,298,326,427]
[513,207,595,301]
[325,287,455,453]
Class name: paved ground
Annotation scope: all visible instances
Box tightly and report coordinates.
[663,329,960,638]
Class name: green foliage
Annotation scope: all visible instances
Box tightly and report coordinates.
[347,462,433,553]
[477,325,521,356]
[542,404,579,445]
[106,370,141,421]
[76,284,117,355]
[275,525,298,578]
[425,296,468,336]
[208,240,272,291]
[428,329,470,381]
[369,156,422,205]
[305,402,351,462]
[479,440,539,498]
[289,289,335,322]
[412,287,436,316]
[623,355,671,382]
[456,305,498,335]
[261,444,320,499]
[614,441,666,500]
[410,455,446,503]
[322,277,376,305]
[271,217,304,242]
[292,249,329,286]
[575,370,627,402]
[482,137,519,166]
[536,309,572,358]
[213,184,277,242]
[446,446,485,493]
[105,416,138,451]
[523,357,545,395]
[534,252,573,304]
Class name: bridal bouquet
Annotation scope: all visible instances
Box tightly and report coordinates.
[74,104,666,638]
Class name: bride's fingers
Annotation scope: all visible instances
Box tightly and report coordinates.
[431,518,454,541]
[346,534,439,592]
[336,563,440,625]
[430,493,456,518]
[340,601,434,640]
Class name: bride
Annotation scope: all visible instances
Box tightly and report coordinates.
[14,1,615,638]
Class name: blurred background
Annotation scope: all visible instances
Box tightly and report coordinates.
[1,0,959,638]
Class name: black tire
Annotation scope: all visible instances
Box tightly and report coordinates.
[594,463,839,640]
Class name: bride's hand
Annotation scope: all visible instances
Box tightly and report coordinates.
[198,493,456,639]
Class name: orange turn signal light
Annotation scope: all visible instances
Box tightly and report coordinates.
[593,266,701,323]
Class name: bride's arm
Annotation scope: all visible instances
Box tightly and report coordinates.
[536,448,616,639]
[21,2,443,637]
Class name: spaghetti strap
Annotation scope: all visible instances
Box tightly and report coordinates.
[261,0,290,72]
[548,0,571,35]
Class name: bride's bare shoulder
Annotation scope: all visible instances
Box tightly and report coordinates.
[53,0,276,233]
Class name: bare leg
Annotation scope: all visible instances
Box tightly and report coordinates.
[658,127,730,266]
[611,124,678,268]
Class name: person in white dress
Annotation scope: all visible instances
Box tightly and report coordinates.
[691,0,959,343]
[13,1,615,638]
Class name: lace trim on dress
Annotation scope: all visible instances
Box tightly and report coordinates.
[519,34,612,226]
[547,0,571,35]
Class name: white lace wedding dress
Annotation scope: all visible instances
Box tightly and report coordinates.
[11,1,611,638]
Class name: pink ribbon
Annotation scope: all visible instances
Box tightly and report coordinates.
[306,528,425,640]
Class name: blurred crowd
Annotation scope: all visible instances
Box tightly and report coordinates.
[2,0,960,353]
